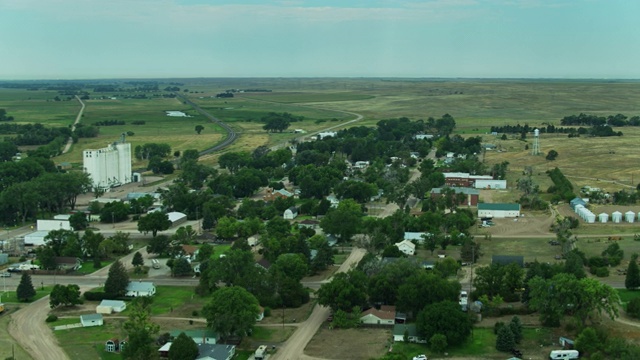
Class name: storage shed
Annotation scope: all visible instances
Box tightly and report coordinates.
[626,211,636,223]
[24,230,50,246]
[612,211,623,223]
[80,313,104,327]
[283,207,298,220]
[167,212,188,227]
[96,300,127,314]
[598,213,609,223]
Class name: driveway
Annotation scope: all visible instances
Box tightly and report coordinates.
[271,248,366,360]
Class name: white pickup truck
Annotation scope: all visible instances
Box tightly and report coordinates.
[17,264,40,271]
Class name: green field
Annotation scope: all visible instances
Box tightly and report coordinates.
[1,286,53,303]
[150,285,201,315]
[55,317,126,360]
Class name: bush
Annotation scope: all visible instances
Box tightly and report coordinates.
[627,298,640,318]
[45,314,58,323]
[192,310,199,317]
[263,307,271,317]
[595,267,610,277]
[494,321,505,335]
[83,291,109,301]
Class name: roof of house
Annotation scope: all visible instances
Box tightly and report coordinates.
[392,323,420,337]
[197,344,235,360]
[275,189,293,197]
[99,300,126,307]
[361,307,396,321]
[170,329,219,339]
[54,256,80,265]
[492,255,524,267]
[404,232,428,241]
[395,240,416,250]
[167,212,187,222]
[126,281,155,292]
[81,313,103,322]
[478,203,521,211]
[431,187,479,195]
[159,342,172,352]
[256,258,272,269]
[181,244,199,255]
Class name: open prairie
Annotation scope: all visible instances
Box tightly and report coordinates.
[2,78,640,176]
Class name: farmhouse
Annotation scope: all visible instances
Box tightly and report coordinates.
[54,257,81,270]
[392,324,427,343]
[97,300,127,314]
[80,313,104,327]
[283,207,298,220]
[430,187,479,206]
[360,305,396,326]
[477,203,521,218]
[395,240,416,256]
[126,281,156,297]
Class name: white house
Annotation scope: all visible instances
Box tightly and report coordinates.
[326,195,340,208]
[80,313,104,327]
[283,207,298,220]
[317,131,337,139]
[126,281,156,297]
[395,240,416,256]
[97,300,127,314]
[360,306,396,326]
[477,203,521,218]
[169,330,220,345]
[413,134,434,140]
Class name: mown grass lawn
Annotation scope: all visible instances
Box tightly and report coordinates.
[250,326,296,342]
[150,285,200,315]
[1,286,53,303]
[74,260,115,275]
[55,318,126,360]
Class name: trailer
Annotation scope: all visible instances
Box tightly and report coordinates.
[549,350,579,359]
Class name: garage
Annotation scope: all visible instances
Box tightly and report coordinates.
[477,203,521,218]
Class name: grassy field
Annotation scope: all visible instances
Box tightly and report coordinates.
[390,327,556,360]
[74,260,115,275]
[1,286,53,303]
[55,317,126,360]
[150,285,201,316]
[250,326,296,342]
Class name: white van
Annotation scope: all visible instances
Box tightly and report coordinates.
[549,350,579,359]
[151,259,160,269]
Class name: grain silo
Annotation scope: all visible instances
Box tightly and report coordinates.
[626,211,636,223]
[598,213,609,223]
[612,211,623,223]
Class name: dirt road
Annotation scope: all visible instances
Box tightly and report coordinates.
[272,248,366,360]
[10,295,69,360]
[61,95,85,154]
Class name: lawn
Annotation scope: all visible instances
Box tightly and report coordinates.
[55,318,126,360]
[1,286,53,303]
[390,327,556,359]
[250,326,296,342]
[617,289,640,308]
[150,285,201,316]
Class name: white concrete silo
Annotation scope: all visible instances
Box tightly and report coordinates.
[626,211,636,223]
[612,211,623,223]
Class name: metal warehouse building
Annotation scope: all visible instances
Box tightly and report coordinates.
[477,203,521,218]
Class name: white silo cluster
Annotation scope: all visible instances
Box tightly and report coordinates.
[593,210,640,224]
[574,204,596,223]
[626,211,636,223]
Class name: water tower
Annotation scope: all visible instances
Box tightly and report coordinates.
[532,128,540,155]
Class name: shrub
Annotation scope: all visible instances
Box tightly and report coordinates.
[627,298,640,318]
[263,307,271,317]
[83,291,109,301]
[595,267,609,277]
[494,321,505,335]
[45,314,58,323]
[192,310,199,317]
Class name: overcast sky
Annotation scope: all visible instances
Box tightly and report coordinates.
[1,0,639,80]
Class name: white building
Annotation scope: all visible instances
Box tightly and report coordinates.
[395,240,416,256]
[477,203,521,218]
[96,300,127,314]
[474,179,507,190]
[37,219,71,231]
[125,281,156,297]
[83,139,132,191]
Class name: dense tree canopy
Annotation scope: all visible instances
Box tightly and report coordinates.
[202,286,260,341]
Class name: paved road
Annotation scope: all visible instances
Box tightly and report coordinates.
[61,95,85,154]
[272,248,366,360]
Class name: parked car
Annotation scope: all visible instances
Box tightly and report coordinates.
[6,267,21,273]
[413,355,427,360]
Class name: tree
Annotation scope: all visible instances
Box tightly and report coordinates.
[430,333,448,354]
[132,251,144,271]
[546,149,559,160]
[509,316,523,344]
[49,284,82,308]
[625,254,640,290]
[197,243,214,263]
[138,212,172,237]
[168,332,199,360]
[104,260,130,298]
[575,327,601,358]
[272,253,308,282]
[317,270,368,313]
[320,199,362,242]
[495,325,515,352]
[416,301,472,347]
[122,298,160,360]
[69,212,88,230]
[195,125,204,135]
[627,297,640,318]
[147,235,172,255]
[172,258,192,277]
[397,272,461,316]
[16,272,36,302]
[202,286,260,342]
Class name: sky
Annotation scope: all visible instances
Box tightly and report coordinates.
[0,0,639,79]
